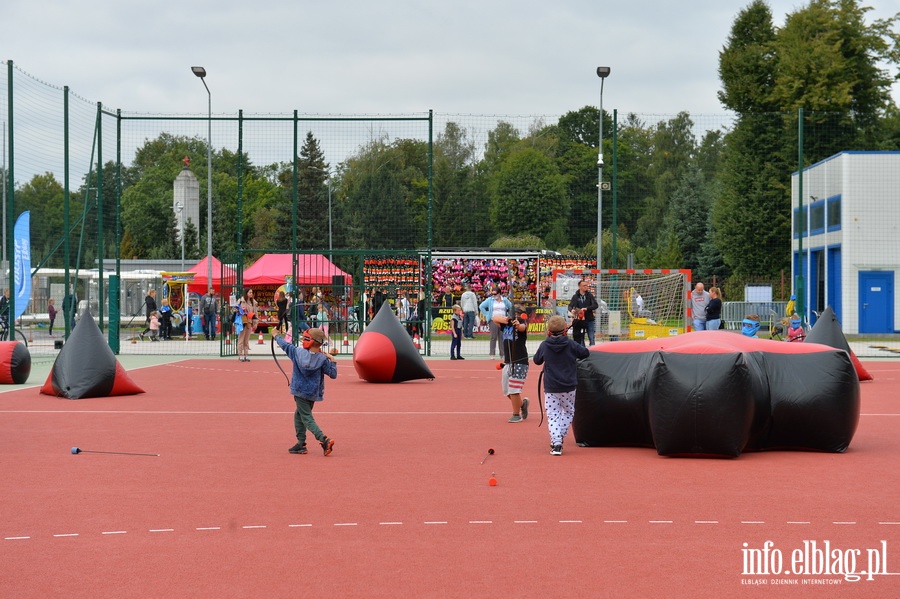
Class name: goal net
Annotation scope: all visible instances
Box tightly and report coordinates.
[551,269,691,340]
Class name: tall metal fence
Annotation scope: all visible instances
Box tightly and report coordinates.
[5,60,898,356]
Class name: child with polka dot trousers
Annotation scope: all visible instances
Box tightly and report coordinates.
[533,315,590,455]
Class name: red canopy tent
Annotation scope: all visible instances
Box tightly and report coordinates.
[186,256,238,294]
[242,253,353,286]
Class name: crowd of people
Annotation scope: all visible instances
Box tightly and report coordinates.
[32,275,808,459]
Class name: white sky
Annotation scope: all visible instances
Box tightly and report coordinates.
[5,0,899,117]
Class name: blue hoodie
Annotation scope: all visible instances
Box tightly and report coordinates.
[275,335,337,400]
[533,334,590,393]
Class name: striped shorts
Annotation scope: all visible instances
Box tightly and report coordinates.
[501,362,529,396]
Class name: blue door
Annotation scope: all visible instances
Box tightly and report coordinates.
[827,247,841,321]
[858,271,894,334]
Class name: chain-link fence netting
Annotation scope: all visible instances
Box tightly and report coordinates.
[4,61,899,356]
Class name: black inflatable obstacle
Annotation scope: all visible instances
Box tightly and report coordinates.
[574,331,860,457]
[353,303,434,383]
[40,311,145,399]
[0,341,31,384]
[805,306,872,381]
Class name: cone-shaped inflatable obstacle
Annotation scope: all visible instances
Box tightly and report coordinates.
[0,341,31,384]
[804,306,873,381]
[353,303,435,383]
[40,311,145,399]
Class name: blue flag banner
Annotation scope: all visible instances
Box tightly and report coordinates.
[14,211,32,322]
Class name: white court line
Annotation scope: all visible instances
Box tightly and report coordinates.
[15,516,900,540]
[0,410,511,415]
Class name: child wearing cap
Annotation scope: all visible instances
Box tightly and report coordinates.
[533,315,590,455]
[274,327,338,456]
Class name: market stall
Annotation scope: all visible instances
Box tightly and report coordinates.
[186,255,238,295]
[242,254,354,328]
[160,271,197,335]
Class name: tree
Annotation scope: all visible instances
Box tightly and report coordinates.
[338,135,428,250]
[714,1,786,277]
[556,106,613,249]
[633,112,698,252]
[296,132,329,250]
[491,148,566,240]
[772,0,897,154]
[714,0,898,278]
[717,0,779,115]
[433,122,480,247]
[662,168,712,272]
[15,172,66,267]
[182,219,201,260]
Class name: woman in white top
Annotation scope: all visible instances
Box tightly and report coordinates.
[478,285,513,360]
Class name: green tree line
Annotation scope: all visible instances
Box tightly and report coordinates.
[9,0,899,287]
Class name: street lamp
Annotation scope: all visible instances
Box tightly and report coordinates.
[596,66,611,273]
[191,66,213,289]
[327,175,333,261]
[306,165,334,259]
[174,201,185,271]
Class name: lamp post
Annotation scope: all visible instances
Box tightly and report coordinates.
[327,175,333,261]
[175,201,185,271]
[596,66,611,273]
[306,165,334,259]
[191,66,212,289]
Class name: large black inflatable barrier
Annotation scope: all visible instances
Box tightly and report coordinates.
[574,331,860,457]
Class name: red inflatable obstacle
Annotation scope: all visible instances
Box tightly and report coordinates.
[574,331,860,457]
[40,311,145,399]
[804,305,873,381]
[0,341,31,384]
[353,303,434,383]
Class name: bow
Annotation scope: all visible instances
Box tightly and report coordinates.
[536,370,545,428]
[271,335,290,384]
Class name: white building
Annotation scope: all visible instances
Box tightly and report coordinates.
[792,151,900,334]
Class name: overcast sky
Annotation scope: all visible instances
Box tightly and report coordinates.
[6,0,899,118]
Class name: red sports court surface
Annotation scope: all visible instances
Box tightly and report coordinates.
[1,357,898,598]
